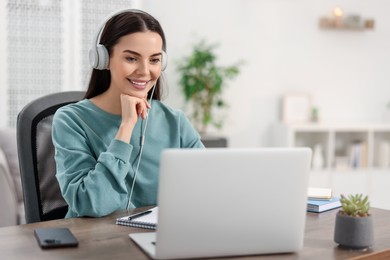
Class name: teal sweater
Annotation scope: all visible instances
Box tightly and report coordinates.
[52,99,204,218]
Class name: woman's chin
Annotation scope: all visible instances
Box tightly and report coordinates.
[123,91,147,99]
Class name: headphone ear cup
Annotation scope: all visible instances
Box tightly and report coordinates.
[161,51,168,71]
[89,44,109,70]
[95,44,109,70]
[89,44,110,70]
[89,48,99,69]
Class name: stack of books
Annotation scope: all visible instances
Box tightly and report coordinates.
[307,187,341,213]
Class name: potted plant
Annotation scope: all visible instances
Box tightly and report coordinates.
[334,194,374,249]
[177,40,241,134]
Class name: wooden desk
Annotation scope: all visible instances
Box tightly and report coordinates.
[0,208,389,259]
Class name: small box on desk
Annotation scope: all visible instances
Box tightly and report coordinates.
[201,136,228,148]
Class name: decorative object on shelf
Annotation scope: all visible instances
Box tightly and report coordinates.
[378,141,390,168]
[319,7,375,30]
[282,93,312,123]
[334,194,373,250]
[311,107,319,123]
[177,40,242,134]
[312,144,324,170]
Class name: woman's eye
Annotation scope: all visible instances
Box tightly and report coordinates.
[150,58,161,64]
[126,57,136,62]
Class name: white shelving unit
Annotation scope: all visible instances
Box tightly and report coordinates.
[272,122,390,210]
[273,122,390,170]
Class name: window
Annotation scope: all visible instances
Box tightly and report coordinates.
[5,0,136,126]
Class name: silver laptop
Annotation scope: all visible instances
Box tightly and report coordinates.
[130,147,312,259]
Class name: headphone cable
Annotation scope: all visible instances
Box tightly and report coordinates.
[126,83,156,211]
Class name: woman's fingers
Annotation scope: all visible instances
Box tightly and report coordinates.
[146,100,151,109]
[116,94,151,142]
[138,100,149,120]
[120,94,151,121]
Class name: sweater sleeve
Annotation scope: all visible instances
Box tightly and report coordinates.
[178,111,205,148]
[52,109,132,217]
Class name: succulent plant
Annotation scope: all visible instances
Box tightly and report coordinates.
[340,194,370,217]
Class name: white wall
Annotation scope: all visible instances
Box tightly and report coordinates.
[1,1,390,147]
[143,0,390,147]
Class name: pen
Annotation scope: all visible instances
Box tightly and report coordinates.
[128,210,152,220]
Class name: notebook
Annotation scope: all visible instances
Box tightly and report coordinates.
[130,147,312,259]
[116,207,158,230]
[307,197,341,213]
[307,187,333,200]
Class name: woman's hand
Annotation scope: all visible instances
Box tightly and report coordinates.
[115,94,151,143]
[120,94,150,124]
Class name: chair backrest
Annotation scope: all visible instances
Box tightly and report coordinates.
[17,91,85,223]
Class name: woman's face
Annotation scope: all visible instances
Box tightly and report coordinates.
[108,31,164,99]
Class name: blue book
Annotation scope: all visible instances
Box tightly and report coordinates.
[307,197,341,213]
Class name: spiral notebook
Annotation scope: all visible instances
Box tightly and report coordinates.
[116,207,158,230]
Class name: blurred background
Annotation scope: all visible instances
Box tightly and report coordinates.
[0,0,389,226]
[1,0,390,145]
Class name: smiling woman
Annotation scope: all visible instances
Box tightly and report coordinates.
[51,9,204,219]
[107,31,163,105]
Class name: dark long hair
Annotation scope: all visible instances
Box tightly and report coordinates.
[84,10,167,100]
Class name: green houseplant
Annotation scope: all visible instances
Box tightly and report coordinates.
[177,40,241,133]
[334,194,373,249]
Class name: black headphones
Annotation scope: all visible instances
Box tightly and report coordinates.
[89,9,168,71]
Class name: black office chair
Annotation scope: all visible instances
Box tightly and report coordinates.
[17,91,85,223]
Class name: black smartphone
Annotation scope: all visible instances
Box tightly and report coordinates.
[34,228,79,249]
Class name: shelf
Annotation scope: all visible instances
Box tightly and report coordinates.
[319,17,374,31]
[276,122,390,131]
[272,122,390,171]
[319,8,375,31]
[281,122,390,209]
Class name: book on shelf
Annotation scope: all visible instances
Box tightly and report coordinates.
[116,207,158,230]
[307,187,332,200]
[307,197,341,213]
[349,140,368,169]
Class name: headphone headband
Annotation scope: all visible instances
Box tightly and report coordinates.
[89,9,167,71]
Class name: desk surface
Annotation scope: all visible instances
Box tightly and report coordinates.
[0,207,389,260]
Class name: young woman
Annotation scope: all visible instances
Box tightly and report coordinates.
[52,10,204,218]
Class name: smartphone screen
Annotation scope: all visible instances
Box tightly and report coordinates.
[34,228,78,249]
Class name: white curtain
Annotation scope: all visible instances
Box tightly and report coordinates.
[6,0,136,126]
[6,0,63,126]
